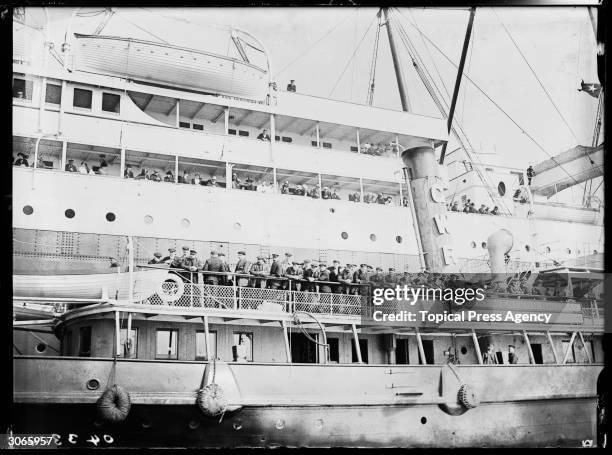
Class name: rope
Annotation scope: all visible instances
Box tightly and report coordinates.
[328,14,378,97]
[366,11,383,105]
[113,11,170,44]
[273,8,360,79]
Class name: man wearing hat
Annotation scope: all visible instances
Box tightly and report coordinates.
[203,251,224,285]
[234,251,251,287]
[267,254,284,290]
[284,261,303,291]
[217,252,230,285]
[173,246,190,268]
[302,260,317,293]
[280,180,290,194]
[14,152,29,167]
[249,256,268,288]
[369,267,385,287]
[124,164,134,179]
[508,345,518,364]
[182,249,202,282]
[385,267,398,287]
[163,170,174,182]
[337,263,353,294]
[279,253,293,288]
[148,252,163,265]
[65,159,77,172]
[161,248,176,265]
[150,170,162,182]
[318,265,332,293]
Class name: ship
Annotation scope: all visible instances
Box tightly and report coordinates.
[11,6,606,448]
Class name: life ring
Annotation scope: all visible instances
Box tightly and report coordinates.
[96,385,131,423]
[157,273,185,303]
[196,383,227,417]
[457,384,479,409]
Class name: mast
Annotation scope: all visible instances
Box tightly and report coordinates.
[383,8,411,112]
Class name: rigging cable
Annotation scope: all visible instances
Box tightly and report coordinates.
[366,10,383,105]
[273,8,361,79]
[112,10,170,44]
[328,14,378,97]
[393,8,586,190]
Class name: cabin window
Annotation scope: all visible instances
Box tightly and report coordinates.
[328,338,339,363]
[179,122,190,129]
[192,124,204,131]
[156,329,179,360]
[274,135,280,141]
[232,332,253,362]
[281,136,292,143]
[119,328,138,359]
[102,92,120,113]
[497,181,506,197]
[238,130,249,137]
[291,332,318,363]
[418,339,434,364]
[195,331,218,360]
[228,129,237,135]
[495,351,504,364]
[352,339,368,363]
[73,88,92,109]
[311,141,318,147]
[396,338,410,364]
[62,330,72,356]
[322,142,332,149]
[350,146,358,152]
[13,77,33,100]
[78,326,92,357]
[45,83,62,104]
[531,343,543,364]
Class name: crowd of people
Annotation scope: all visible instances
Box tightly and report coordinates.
[359,142,399,157]
[448,199,500,215]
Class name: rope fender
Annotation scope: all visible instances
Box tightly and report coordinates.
[96,384,131,423]
[196,359,228,420]
[447,363,479,409]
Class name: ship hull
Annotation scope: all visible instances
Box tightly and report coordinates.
[11,398,597,448]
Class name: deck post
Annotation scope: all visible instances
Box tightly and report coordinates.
[273,167,278,194]
[175,99,180,128]
[60,140,67,171]
[416,327,427,365]
[356,129,361,153]
[471,329,483,364]
[58,80,67,135]
[224,107,229,135]
[546,330,559,364]
[359,177,364,202]
[120,148,125,179]
[282,320,291,363]
[352,324,362,364]
[126,312,132,357]
[270,113,276,143]
[316,122,320,148]
[175,156,179,183]
[203,316,211,360]
[578,331,592,363]
[115,311,121,357]
[562,331,577,364]
[523,330,535,364]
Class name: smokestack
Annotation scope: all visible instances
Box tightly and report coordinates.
[486,229,513,289]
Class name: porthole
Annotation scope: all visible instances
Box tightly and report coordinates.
[525,245,531,252]
[341,232,348,240]
[396,236,403,244]
[329,208,335,213]
[22,205,33,215]
[142,421,152,429]
[481,242,487,249]
[233,222,242,231]
[86,378,100,390]
[566,248,572,254]
[497,181,506,197]
[421,417,427,424]
[370,234,377,242]
[545,246,551,253]
[35,343,46,353]
[233,419,242,430]
[144,215,153,225]
[594,250,598,254]
[65,209,75,218]
[275,419,285,430]
[460,346,467,355]
[181,218,191,228]
[188,420,200,430]
[106,212,116,222]
[470,241,476,249]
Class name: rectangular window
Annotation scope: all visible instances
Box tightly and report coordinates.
[193,124,204,131]
[495,351,504,364]
[156,329,179,359]
[281,137,293,143]
[195,331,218,360]
[232,332,253,362]
[63,330,72,356]
[396,338,410,364]
[179,122,191,129]
[118,328,138,359]
[311,140,318,147]
[228,129,237,135]
[238,130,249,137]
[101,92,120,113]
[13,78,33,100]
[275,135,280,141]
[291,332,318,363]
[350,146,359,152]
[352,339,368,363]
[73,88,93,109]
[328,338,339,363]
[322,142,332,149]
[418,339,434,364]
[45,83,62,104]
[531,343,543,364]
[78,326,92,357]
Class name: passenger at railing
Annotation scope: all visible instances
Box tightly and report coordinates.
[369,267,385,287]
[490,206,499,215]
[308,185,320,199]
[204,176,219,187]
[508,345,518,364]
[287,80,296,92]
[280,180,290,194]
[161,248,176,265]
[398,271,411,286]
[526,165,535,185]
[376,193,386,204]
[531,279,547,296]
[478,204,487,214]
[124,164,134,179]
[109,256,120,268]
[329,260,341,283]
[217,252,230,285]
[150,170,162,182]
[232,172,241,189]
[191,173,203,185]
[384,268,398,287]
[182,249,202,283]
[331,189,340,200]
[482,345,498,364]
[284,261,303,291]
[295,184,306,196]
[243,177,256,191]
[321,186,332,199]
[99,155,108,169]
[302,260,318,292]
[318,266,333,293]
[360,143,372,154]
[164,170,174,182]
[172,246,190,269]
[148,252,163,265]
[234,251,251,287]
[135,168,148,180]
[78,160,90,174]
[348,192,361,202]
[353,263,369,285]
[266,253,284,290]
[507,278,524,295]
[202,250,224,285]
[249,255,269,288]
[178,170,189,184]
[14,152,30,167]
[65,159,77,172]
[450,201,459,211]
[257,129,271,141]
